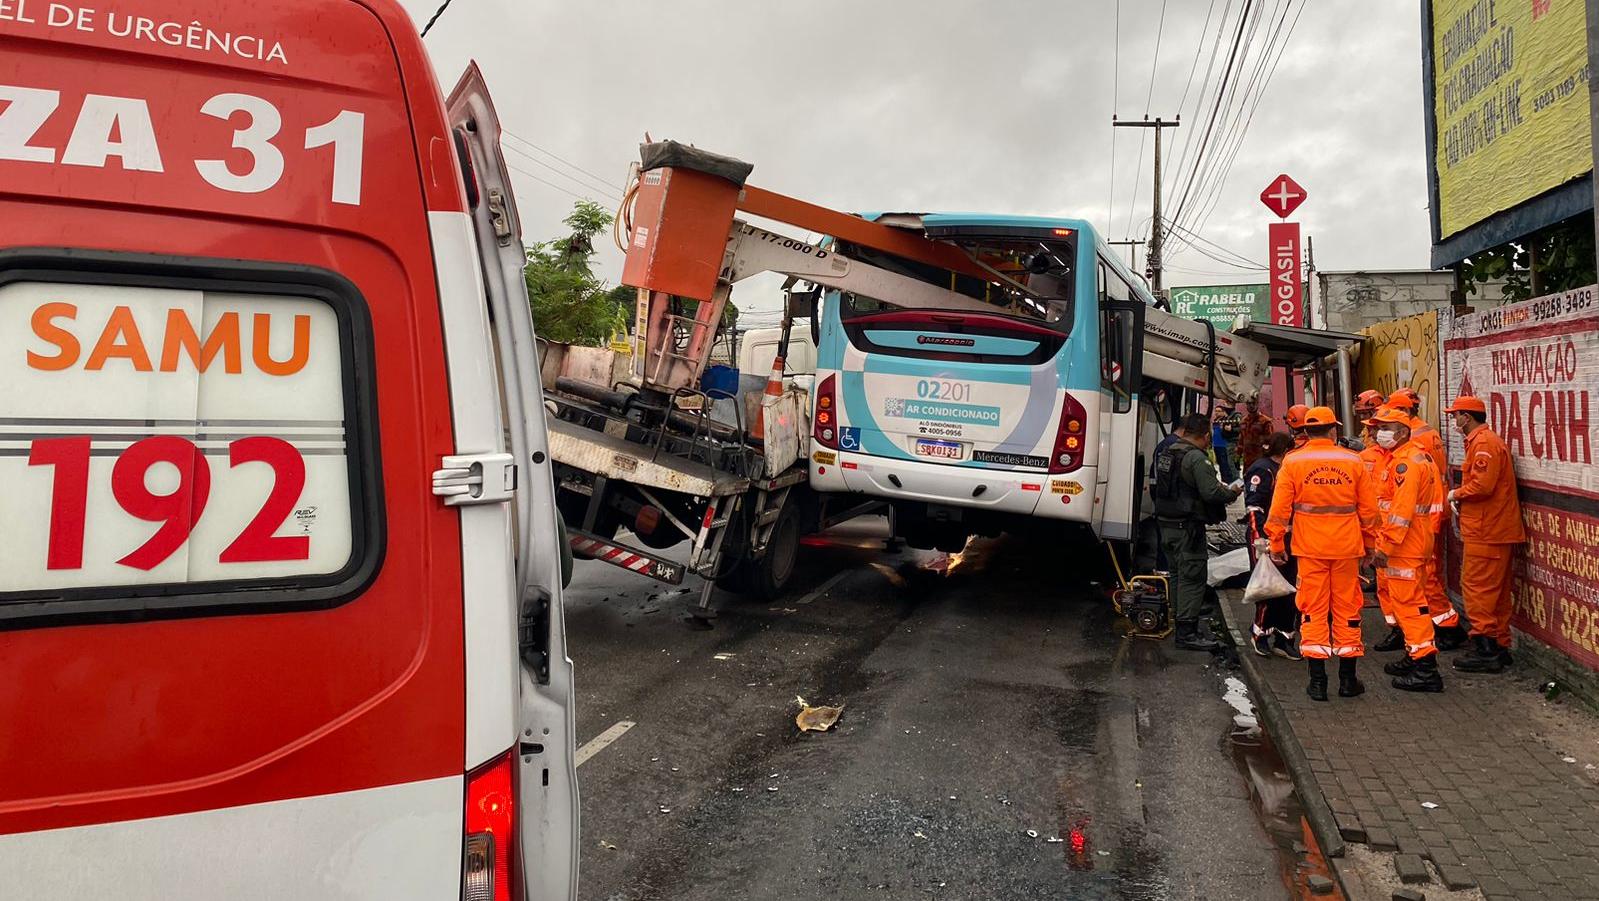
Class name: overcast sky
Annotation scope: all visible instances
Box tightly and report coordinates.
[399,0,1431,312]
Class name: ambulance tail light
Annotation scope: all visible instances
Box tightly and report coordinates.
[814,374,839,449]
[463,750,519,901]
[1049,393,1088,474]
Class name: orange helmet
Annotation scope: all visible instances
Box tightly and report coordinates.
[1355,389,1385,409]
[1444,395,1487,414]
[1366,406,1411,426]
[1284,404,1310,429]
[1303,406,1340,427]
[1387,388,1420,411]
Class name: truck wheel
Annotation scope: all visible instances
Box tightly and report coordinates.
[557,488,617,558]
[748,499,802,600]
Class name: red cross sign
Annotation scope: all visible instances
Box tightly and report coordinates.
[1260,174,1306,219]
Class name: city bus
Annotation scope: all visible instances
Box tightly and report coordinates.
[807,214,1266,551]
[0,2,576,899]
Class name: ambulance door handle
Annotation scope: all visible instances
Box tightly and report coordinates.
[432,453,518,506]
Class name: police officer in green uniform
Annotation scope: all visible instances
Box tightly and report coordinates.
[1155,412,1242,651]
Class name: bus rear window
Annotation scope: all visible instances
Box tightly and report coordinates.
[0,257,380,623]
[837,235,1075,334]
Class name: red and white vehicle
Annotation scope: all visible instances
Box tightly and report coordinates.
[0,2,577,899]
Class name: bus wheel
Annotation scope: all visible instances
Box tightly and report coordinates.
[748,499,802,600]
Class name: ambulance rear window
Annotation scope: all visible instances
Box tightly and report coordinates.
[0,254,381,625]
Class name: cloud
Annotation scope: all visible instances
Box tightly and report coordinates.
[402,0,1432,305]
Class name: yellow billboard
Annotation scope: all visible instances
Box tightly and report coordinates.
[1357,311,1441,427]
[1431,0,1591,239]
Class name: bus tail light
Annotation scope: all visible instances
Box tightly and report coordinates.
[814,374,839,449]
[1049,393,1088,474]
[464,749,519,901]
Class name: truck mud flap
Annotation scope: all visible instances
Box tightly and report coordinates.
[568,528,686,585]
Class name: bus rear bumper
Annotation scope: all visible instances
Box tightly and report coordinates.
[808,451,1095,522]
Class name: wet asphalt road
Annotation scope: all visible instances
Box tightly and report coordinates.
[566,521,1292,901]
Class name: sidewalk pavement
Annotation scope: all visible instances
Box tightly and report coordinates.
[1220,591,1599,901]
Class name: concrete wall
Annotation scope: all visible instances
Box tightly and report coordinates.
[1317,269,1510,333]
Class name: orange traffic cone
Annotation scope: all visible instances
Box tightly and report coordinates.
[751,355,784,440]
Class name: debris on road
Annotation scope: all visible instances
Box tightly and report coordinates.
[1025,829,1039,839]
[1046,836,1064,844]
[795,696,845,732]
[658,806,672,814]
[1420,801,1439,809]
[714,652,736,660]
[599,840,618,851]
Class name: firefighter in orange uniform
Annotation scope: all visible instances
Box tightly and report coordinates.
[1365,407,1446,692]
[1266,407,1379,701]
[1386,389,1469,650]
[1446,396,1527,673]
[1284,404,1310,450]
[1361,407,1401,642]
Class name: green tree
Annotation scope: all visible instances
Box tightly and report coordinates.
[526,201,620,345]
[1462,212,1596,302]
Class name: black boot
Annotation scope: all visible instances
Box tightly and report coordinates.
[1174,620,1221,652]
[1435,623,1469,651]
[1393,653,1445,692]
[1453,636,1506,673]
[1382,655,1417,676]
[1373,626,1405,652]
[1306,659,1329,702]
[1337,658,1365,697]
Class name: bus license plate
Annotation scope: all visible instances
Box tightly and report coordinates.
[915,439,964,460]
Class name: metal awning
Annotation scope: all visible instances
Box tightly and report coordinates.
[1232,322,1364,368]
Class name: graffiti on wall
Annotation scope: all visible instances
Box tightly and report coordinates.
[1357,311,1441,424]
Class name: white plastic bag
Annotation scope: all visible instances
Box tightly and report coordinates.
[1207,546,1252,586]
[1243,554,1297,603]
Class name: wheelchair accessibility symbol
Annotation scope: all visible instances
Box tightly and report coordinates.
[839,427,862,451]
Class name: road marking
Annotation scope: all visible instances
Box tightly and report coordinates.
[795,568,854,606]
[574,720,636,768]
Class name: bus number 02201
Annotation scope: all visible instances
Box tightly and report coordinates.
[915,379,972,402]
[28,434,311,572]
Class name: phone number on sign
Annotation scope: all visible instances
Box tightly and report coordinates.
[1474,286,1598,335]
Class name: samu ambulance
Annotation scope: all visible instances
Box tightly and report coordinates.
[0,2,577,899]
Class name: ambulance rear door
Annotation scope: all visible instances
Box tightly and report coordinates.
[445,64,580,901]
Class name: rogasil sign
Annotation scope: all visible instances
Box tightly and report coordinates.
[1268,221,1303,327]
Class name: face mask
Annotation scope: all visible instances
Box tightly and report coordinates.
[1374,429,1399,450]
[1293,431,1308,448]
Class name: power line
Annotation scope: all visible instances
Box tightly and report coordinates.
[1185,0,1308,238]
[1108,0,1121,233]
[499,140,622,202]
[419,0,457,37]
[1124,0,1170,239]
[1164,0,1235,205]
[1178,0,1287,233]
[1166,0,1255,235]
[502,130,622,198]
[504,161,609,206]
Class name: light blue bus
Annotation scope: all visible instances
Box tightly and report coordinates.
[806,214,1160,551]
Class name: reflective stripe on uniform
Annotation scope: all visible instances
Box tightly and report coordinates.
[1294,503,1357,514]
[1407,640,1437,655]
[1377,500,1392,511]
[1387,515,1411,528]
[1384,566,1419,579]
[1300,643,1333,656]
[1422,504,1444,513]
[1331,645,1363,657]
[1432,609,1460,625]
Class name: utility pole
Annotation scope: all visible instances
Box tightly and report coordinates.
[1108,239,1142,270]
[1305,235,1316,328]
[1112,115,1180,294]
